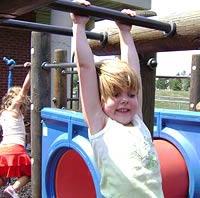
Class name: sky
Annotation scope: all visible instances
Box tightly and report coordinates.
[95,0,200,76]
[151,0,200,76]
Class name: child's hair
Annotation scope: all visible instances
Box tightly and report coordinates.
[0,86,30,115]
[96,58,140,104]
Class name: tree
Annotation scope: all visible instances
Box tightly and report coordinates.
[156,78,168,89]
[169,78,182,90]
[182,78,190,91]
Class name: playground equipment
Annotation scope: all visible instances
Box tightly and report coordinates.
[49,0,176,37]
[0,1,176,38]
[42,57,157,69]
[41,109,102,198]
[1,19,107,43]
[2,57,29,89]
[2,57,16,89]
[41,108,200,198]
[154,109,200,197]
[3,1,200,198]
[41,61,102,69]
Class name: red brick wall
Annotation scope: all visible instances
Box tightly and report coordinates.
[0,12,36,144]
[0,12,36,97]
[0,28,31,97]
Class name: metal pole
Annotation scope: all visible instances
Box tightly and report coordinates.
[50,0,176,36]
[141,53,157,133]
[189,54,200,111]
[42,62,77,68]
[42,61,102,69]
[156,76,190,79]
[52,49,67,108]
[7,68,13,89]
[31,32,51,198]
[0,19,106,42]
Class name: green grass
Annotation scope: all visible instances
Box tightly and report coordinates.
[155,90,189,98]
[155,89,189,110]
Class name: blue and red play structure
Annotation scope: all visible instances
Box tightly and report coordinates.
[41,108,200,198]
[153,109,200,198]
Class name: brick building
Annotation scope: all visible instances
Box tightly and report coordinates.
[0,12,36,98]
[0,12,36,143]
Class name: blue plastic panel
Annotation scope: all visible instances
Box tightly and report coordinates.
[41,108,102,198]
[41,107,200,198]
[154,108,200,197]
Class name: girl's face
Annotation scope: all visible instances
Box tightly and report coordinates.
[102,89,138,125]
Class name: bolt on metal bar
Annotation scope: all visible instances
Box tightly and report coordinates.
[49,0,176,36]
[0,19,106,41]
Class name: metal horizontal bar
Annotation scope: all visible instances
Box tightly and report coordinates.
[42,61,102,68]
[49,0,176,36]
[62,71,78,74]
[11,64,31,68]
[2,63,25,68]
[2,57,30,68]
[156,75,190,79]
[67,98,79,101]
[0,19,105,41]
[42,62,77,68]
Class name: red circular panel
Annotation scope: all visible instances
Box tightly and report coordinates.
[154,139,189,198]
[55,149,96,198]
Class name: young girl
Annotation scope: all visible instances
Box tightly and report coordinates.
[71,1,164,197]
[0,62,31,198]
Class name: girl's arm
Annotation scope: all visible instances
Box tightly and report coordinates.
[14,62,31,105]
[20,66,31,96]
[19,62,31,97]
[71,1,106,133]
[116,10,143,118]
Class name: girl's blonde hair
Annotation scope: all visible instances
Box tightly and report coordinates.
[96,58,140,104]
[0,86,30,115]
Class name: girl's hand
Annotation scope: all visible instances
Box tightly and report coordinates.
[116,9,136,32]
[70,0,91,25]
[24,62,31,67]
